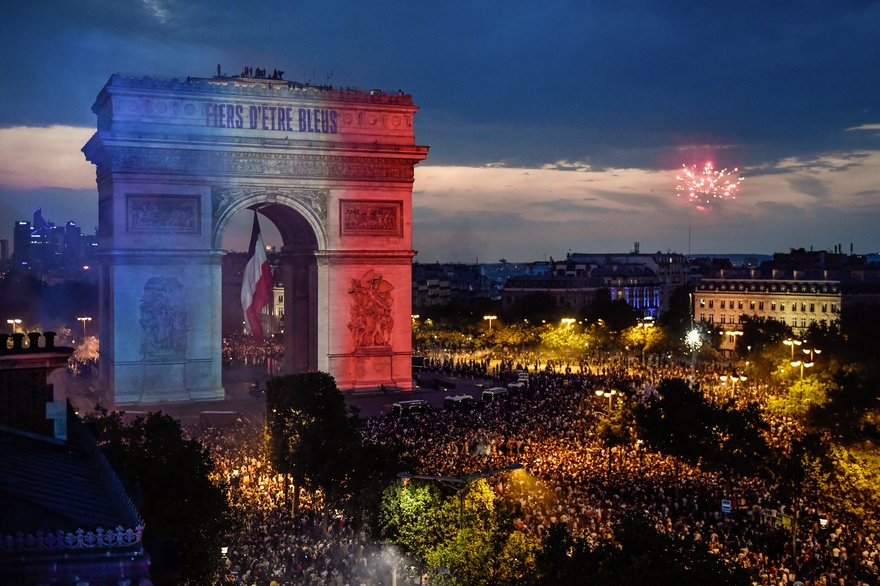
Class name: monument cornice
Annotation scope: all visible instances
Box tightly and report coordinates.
[89,145,418,182]
[314,250,417,266]
[94,131,429,158]
[100,73,417,107]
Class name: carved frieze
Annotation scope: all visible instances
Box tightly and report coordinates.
[127,194,199,233]
[103,147,415,182]
[340,200,403,237]
[139,276,188,358]
[348,269,394,349]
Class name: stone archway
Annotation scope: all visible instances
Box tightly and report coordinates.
[83,73,427,405]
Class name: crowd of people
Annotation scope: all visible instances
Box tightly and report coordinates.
[190,353,879,585]
[223,335,284,370]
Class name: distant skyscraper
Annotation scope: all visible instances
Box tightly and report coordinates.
[64,221,82,264]
[12,221,30,262]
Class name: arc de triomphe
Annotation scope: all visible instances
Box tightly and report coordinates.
[83,73,427,405]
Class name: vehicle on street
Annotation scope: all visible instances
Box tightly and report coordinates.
[482,387,509,403]
[391,399,432,416]
[443,394,475,411]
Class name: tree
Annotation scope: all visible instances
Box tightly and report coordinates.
[596,399,636,475]
[620,322,668,359]
[84,408,237,585]
[380,478,540,585]
[582,288,639,333]
[264,372,362,522]
[658,285,693,349]
[634,378,770,481]
[539,321,593,360]
[633,378,719,475]
[537,513,750,586]
[380,481,457,560]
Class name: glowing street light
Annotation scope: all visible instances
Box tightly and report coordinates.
[783,338,803,361]
[792,346,819,378]
[719,371,747,396]
[803,345,821,362]
[483,315,497,333]
[561,317,576,328]
[77,316,92,340]
[6,318,22,334]
[595,388,618,410]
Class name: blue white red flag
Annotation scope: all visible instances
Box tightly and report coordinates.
[241,211,273,340]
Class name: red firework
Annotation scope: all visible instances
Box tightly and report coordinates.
[676,162,743,209]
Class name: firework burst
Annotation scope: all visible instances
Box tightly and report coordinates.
[676,162,743,209]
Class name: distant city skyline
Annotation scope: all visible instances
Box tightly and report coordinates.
[2,2,879,261]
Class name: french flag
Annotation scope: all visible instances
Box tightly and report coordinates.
[240,211,273,340]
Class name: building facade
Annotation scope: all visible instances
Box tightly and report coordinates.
[695,249,880,347]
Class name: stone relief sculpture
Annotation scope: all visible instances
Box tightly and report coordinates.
[348,269,394,348]
[340,200,402,236]
[128,195,199,233]
[139,276,188,357]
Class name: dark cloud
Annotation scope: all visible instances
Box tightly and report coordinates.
[786,176,829,200]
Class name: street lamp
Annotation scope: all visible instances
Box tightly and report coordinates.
[719,371,747,397]
[398,463,524,530]
[77,316,92,340]
[791,346,819,379]
[561,318,576,328]
[783,338,803,361]
[595,388,618,410]
[803,345,821,363]
[483,315,497,333]
[6,318,22,334]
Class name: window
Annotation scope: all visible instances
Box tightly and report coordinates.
[771,302,776,311]
[721,315,726,324]
[700,313,706,322]
[809,303,815,313]
[801,318,807,328]
[750,301,755,310]
[831,303,837,313]
[708,300,714,308]
[700,299,705,308]
[801,303,806,312]
[821,303,827,313]
[729,299,735,309]
[721,300,726,309]
[780,302,785,311]
[738,300,744,310]
[759,301,764,310]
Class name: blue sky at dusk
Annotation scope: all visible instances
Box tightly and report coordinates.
[1,1,879,261]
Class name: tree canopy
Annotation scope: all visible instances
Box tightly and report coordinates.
[84,408,237,585]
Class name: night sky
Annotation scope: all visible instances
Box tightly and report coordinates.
[1,1,879,261]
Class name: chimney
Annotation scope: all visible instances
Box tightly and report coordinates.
[0,331,74,438]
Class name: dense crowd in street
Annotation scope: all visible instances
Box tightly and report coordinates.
[223,335,284,369]
[192,354,880,586]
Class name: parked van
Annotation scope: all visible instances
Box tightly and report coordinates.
[482,387,509,403]
[443,394,475,411]
[391,399,431,416]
